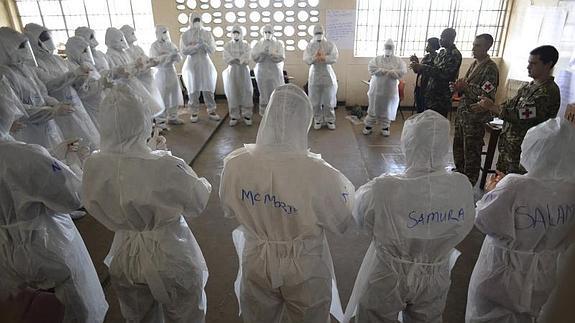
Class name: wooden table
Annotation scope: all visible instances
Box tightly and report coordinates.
[479,122,503,189]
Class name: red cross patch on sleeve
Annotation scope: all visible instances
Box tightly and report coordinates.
[518,106,536,120]
[482,81,494,93]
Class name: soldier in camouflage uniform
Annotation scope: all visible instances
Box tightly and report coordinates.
[410,28,462,117]
[476,45,561,175]
[413,37,440,113]
[452,34,499,186]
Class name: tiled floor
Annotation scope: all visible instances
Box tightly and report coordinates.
[88,105,487,323]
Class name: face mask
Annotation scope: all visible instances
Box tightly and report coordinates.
[89,34,99,48]
[161,31,170,42]
[232,33,240,41]
[118,37,129,50]
[264,32,273,40]
[15,41,37,67]
[384,48,393,57]
[193,20,201,28]
[314,34,323,42]
[81,46,95,65]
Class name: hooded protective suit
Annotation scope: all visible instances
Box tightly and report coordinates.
[366,39,407,130]
[105,27,132,68]
[180,12,218,115]
[0,27,64,149]
[75,27,110,72]
[223,25,254,123]
[83,81,212,323]
[24,23,100,151]
[150,25,184,123]
[0,77,108,323]
[66,36,105,130]
[120,25,165,114]
[303,24,339,128]
[344,110,475,323]
[251,25,285,116]
[220,84,354,323]
[466,118,575,323]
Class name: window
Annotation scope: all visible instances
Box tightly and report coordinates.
[176,0,320,52]
[15,0,156,53]
[354,0,510,57]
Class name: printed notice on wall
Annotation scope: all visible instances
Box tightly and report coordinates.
[326,10,356,50]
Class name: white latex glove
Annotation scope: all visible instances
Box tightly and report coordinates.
[45,96,59,106]
[53,103,76,116]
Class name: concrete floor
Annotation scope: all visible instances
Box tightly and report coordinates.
[92,105,486,322]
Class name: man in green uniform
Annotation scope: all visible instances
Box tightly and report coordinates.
[410,28,462,117]
[475,45,560,175]
[452,34,499,186]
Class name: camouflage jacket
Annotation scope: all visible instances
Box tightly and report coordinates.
[458,57,500,123]
[421,44,462,98]
[415,51,437,90]
[500,77,560,136]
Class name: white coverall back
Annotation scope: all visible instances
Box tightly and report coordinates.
[466,118,575,323]
[345,110,475,323]
[220,84,355,323]
[0,79,108,323]
[83,82,212,323]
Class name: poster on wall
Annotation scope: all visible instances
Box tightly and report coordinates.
[326,9,356,50]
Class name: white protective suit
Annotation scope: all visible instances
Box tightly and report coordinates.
[75,27,110,72]
[251,25,285,116]
[83,81,212,323]
[303,24,339,128]
[0,78,108,323]
[366,39,407,131]
[66,36,105,130]
[344,110,475,323]
[222,25,254,123]
[150,25,184,123]
[120,25,165,111]
[466,118,575,323]
[220,84,355,323]
[180,12,218,115]
[0,27,64,149]
[24,23,100,151]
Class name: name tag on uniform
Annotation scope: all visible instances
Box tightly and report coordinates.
[518,106,536,120]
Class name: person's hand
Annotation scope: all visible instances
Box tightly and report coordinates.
[67,139,81,153]
[473,95,498,114]
[54,103,75,116]
[45,96,59,106]
[9,120,25,133]
[75,63,92,76]
[410,54,419,63]
[565,103,575,125]
[453,78,467,92]
[410,62,422,73]
[485,170,506,192]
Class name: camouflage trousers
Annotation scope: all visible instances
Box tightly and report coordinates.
[496,127,527,175]
[453,116,485,186]
[424,92,451,118]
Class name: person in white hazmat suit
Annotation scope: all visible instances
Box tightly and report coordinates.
[75,27,110,72]
[222,24,254,127]
[0,77,108,323]
[24,23,100,151]
[120,25,165,115]
[344,110,475,323]
[82,81,212,323]
[180,12,221,123]
[65,36,105,130]
[364,39,407,137]
[219,84,355,323]
[251,24,285,116]
[465,117,575,323]
[150,25,185,126]
[0,27,71,150]
[303,24,339,130]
